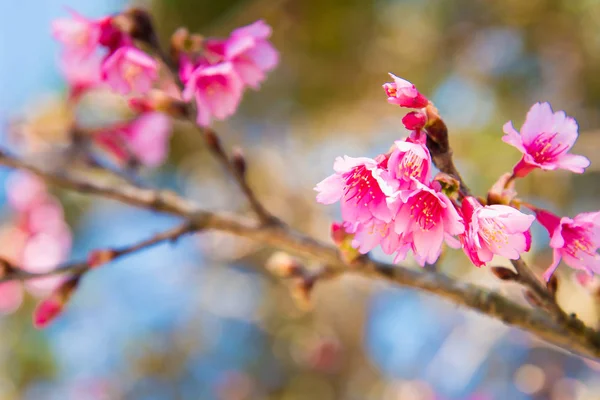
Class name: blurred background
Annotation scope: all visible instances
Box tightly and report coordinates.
[1,0,600,399]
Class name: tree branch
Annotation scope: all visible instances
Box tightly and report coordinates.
[1,150,600,360]
[0,221,195,283]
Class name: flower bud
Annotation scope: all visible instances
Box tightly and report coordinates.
[231,147,246,177]
[487,172,517,206]
[434,172,460,199]
[383,74,429,109]
[490,266,518,281]
[33,275,81,329]
[331,222,361,264]
[266,252,302,278]
[402,111,427,130]
[114,8,157,46]
[87,249,117,269]
[170,28,204,65]
[290,278,315,311]
[546,274,558,298]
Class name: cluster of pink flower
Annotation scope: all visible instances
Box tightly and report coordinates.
[316,74,599,281]
[0,172,72,315]
[179,20,278,126]
[52,9,277,166]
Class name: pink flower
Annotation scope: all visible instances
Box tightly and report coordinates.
[61,54,102,101]
[0,282,24,314]
[383,74,429,109]
[387,139,431,187]
[393,181,464,265]
[350,220,410,262]
[52,11,126,56]
[205,20,278,89]
[460,197,535,267]
[52,10,103,59]
[402,111,427,130]
[101,46,158,95]
[502,102,590,178]
[315,155,397,224]
[6,171,48,213]
[95,112,172,167]
[182,62,244,127]
[535,209,600,281]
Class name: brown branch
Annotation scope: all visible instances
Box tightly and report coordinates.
[1,150,600,360]
[0,222,195,283]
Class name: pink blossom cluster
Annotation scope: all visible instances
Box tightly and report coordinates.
[180,20,278,126]
[52,11,279,166]
[0,172,72,314]
[316,75,535,266]
[317,75,600,281]
[52,10,174,168]
[53,9,158,96]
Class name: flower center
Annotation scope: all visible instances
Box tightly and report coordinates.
[563,226,596,260]
[343,165,383,207]
[399,151,425,180]
[527,132,569,164]
[123,63,142,85]
[479,218,509,248]
[410,192,440,230]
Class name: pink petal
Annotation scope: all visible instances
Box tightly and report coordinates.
[542,249,563,282]
[315,174,344,204]
[555,153,590,174]
[232,20,272,40]
[245,40,279,71]
[0,282,23,314]
[520,102,555,144]
[501,121,526,153]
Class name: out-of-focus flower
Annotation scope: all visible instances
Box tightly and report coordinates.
[315,155,396,224]
[205,20,278,89]
[0,172,72,314]
[95,112,172,167]
[351,220,410,262]
[61,54,103,101]
[460,197,534,267]
[52,10,104,59]
[393,180,464,265]
[535,209,600,281]
[387,139,431,188]
[101,46,158,95]
[181,62,244,127]
[52,10,127,58]
[502,102,590,178]
[383,74,429,109]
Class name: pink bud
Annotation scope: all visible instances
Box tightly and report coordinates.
[402,111,427,130]
[33,297,64,329]
[383,74,429,109]
[32,276,80,329]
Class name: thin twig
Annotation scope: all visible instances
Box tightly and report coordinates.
[143,21,277,225]
[0,221,196,283]
[1,150,599,360]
